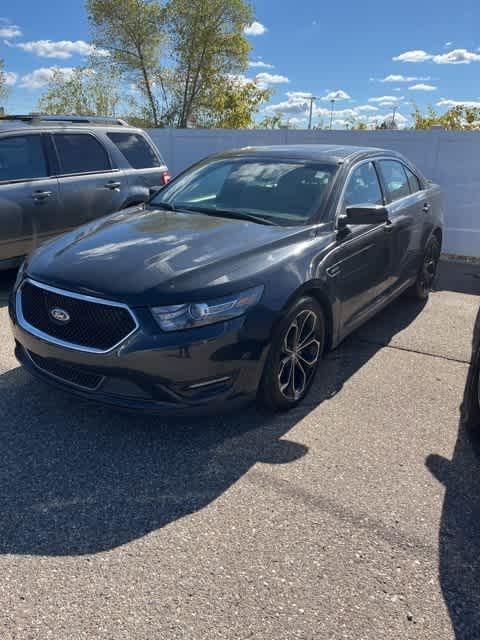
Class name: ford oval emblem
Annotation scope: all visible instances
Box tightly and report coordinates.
[49,307,71,324]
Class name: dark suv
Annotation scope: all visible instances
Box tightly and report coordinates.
[0,115,170,270]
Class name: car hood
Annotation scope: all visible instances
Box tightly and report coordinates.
[26,206,328,305]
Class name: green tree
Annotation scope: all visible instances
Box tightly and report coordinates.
[87,0,166,126]
[258,113,283,129]
[199,78,272,128]
[37,66,121,116]
[412,103,480,130]
[165,0,253,127]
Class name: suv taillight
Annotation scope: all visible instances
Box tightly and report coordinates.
[161,172,172,185]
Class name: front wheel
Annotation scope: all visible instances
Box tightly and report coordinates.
[408,236,441,300]
[462,348,480,433]
[258,297,325,412]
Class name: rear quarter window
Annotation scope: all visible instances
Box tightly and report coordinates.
[107,132,162,169]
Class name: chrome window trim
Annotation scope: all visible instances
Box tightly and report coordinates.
[16,278,139,354]
[25,348,105,392]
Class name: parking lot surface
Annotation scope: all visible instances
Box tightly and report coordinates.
[0,261,479,640]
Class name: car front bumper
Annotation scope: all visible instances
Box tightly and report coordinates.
[10,299,271,415]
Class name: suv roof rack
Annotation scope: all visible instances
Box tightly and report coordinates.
[0,114,129,126]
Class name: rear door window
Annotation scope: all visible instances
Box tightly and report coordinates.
[53,133,111,175]
[378,160,411,201]
[0,134,48,182]
[107,132,162,169]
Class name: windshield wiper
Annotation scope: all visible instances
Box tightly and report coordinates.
[178,206,278,226]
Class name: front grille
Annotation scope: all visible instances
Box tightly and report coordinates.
[19,280,137,352]
[27,350,104,390]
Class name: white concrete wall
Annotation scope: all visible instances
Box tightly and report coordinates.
[148,128,480,257]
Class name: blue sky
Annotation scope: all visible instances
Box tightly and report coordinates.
[1,0,480,127]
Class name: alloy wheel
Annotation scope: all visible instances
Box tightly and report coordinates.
[277,310,321,401]
[419,241,439,293]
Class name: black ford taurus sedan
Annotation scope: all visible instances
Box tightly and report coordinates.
[10,144,444,413]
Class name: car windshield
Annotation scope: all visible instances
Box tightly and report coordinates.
[151,158,337,226]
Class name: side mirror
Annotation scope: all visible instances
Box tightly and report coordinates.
[338,204,389,228]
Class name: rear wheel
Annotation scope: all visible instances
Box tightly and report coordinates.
[258,297,325,411]
[408,236,441,300]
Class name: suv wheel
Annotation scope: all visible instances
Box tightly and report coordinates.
[259,297,325,411]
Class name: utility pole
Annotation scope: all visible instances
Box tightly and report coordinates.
[391,105,397,127]
[329,99,336,129]
[307,96,318,129]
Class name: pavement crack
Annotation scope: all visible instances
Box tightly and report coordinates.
[356,337,471,365]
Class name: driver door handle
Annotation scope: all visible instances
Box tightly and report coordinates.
[104,181,121,190]
[31,190,52,201]
[422,202,431,213]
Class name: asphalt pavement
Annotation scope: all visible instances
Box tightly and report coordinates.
[0,261,479,640]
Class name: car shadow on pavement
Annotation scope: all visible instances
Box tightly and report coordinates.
[0,297,427,557]
[426,306,480,639]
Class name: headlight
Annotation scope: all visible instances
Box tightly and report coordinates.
[151,285,264,332]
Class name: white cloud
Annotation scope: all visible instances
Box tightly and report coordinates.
[368,95,404,103]
[394,47,480,65]
[19,66,75,89]
[248,60,274,69]
[356,104,379,112]
[409,83,437,91]
[254,72,289,87]
[8,39,109,59]
[264,92,313,116]
[437,98,480,108]
[321,89,351,101]
[286,91,313,99]
[244,21,267,36]
[380,74,430,82]
[328,108,358,118]
[393,50,433,63]
[3,71,18,86]
[0,23,22,38]
[445,41,453,47]
[432,49,480,64]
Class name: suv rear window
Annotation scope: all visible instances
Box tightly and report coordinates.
[54,133,111,175]
[0,135,47,182]
[107,132,162,169]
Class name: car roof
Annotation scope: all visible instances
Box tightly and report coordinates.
[215,144,398,164]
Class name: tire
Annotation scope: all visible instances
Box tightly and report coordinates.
[408,235,441,300]
[462,348,480,433]
[258,297,325,412]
